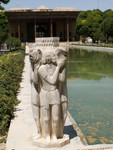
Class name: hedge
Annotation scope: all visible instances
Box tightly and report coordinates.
[0,49,25,141]
[6,36,21,51]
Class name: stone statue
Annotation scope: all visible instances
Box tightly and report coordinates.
[29,48,42,138]
[29,38,69,147]
[55,48,68,132]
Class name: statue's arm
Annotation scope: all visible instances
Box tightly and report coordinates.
[38,65,60,85]
[33,64,39,84]
[59,67,66,83]
[30,64,33,83]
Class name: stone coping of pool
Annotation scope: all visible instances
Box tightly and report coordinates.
[6,45,113,150]
[68,44,113,52]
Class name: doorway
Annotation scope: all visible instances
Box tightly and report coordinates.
[27,23,35,42]
[36,23,49,37]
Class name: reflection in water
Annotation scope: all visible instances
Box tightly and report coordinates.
[67,48,113,145]
[67,49,113,80]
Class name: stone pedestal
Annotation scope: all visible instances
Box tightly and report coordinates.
[32,134,70,148]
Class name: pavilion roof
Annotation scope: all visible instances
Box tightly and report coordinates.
[8,5,80,12]
[10,8,30,11]
[53,7,80,11]
[37,5,48,10]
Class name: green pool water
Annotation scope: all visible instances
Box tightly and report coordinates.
[67,48,113,145]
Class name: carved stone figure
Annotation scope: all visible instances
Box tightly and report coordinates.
[29,38,69,147]
[55,48,68,133]
[29,48,42,138]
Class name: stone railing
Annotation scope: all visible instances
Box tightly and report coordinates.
[35,37,59,47]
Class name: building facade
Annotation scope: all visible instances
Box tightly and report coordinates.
[6,6,80,42]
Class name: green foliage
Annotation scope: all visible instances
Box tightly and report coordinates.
[87,10,103,42]
[0,12,9,45]
[6,37,21,50]
[0,4,4,10]
[76,10,91,37]
[76,9,103,42]
[0,0,9,4]
[0,50,25,137]
[76,9,113,43]
[101,10,113,43]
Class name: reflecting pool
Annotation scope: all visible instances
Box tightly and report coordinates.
[67,48,113,145]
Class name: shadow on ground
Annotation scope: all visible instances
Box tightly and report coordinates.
[63,125,77,139]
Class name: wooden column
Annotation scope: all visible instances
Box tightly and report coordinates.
[63,19,65,41]
[67,17,69,42]
[50,18,53,37]
[18,20,20,40]
[34,17,36,42]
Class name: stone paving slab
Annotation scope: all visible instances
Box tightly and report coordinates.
[6,46,113,150]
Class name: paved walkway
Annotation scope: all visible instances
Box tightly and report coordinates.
[6,46,113,150]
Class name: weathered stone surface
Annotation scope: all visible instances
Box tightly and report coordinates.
[32,134,70,148]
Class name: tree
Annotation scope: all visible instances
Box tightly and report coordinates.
[86,9,103,42]
[101,10,113,43]
[0,0,10,4]
[0,4,4,10]
[0,0,9,47]
[76,10,91,37]
[0,12,9,47]
[76,9,103,43]
[0,0,9,10]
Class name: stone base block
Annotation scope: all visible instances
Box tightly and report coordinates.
[32,134,70,148]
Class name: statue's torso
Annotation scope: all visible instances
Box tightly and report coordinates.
[39,64,58,91]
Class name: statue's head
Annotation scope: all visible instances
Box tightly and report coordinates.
[55,47,68,64]
[29,49,42,64]
[42,50,56,65]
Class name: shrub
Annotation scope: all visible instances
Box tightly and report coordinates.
[6,37,21,51]
[0,12,9,47]
[0,50,25,137]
